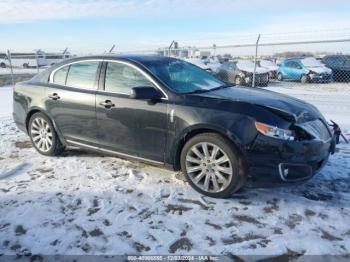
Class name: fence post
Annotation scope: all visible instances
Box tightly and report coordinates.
[252,34,261,88]
[35,52,39,74]
[7,50,14,86]
[109,44,115,53]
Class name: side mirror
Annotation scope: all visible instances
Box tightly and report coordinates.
[130,86,163,100]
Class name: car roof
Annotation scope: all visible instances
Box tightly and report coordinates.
[69,54,177,63]
[48,54,179,72]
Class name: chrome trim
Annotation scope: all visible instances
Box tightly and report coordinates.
[49,58,168,100]
[278,163,313,182]
[170,109,175,123]
[66,139,164,165]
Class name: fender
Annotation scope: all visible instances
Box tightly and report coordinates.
[170,123,248,169]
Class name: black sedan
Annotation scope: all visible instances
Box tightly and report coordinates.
[13,55,335,198]
[322,55,350,82]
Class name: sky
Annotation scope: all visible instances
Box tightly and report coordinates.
[1,0,350,54]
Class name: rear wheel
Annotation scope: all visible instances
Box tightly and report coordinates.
[23,63,29,68]
[28,112,64,156]
[0,62,6,68]
[180,133,245,198]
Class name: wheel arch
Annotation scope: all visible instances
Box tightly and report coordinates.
[173,124,247,170]
[26,108,66,146]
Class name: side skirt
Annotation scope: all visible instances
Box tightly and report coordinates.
[66,139,165,167]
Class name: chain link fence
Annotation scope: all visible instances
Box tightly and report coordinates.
[1,30,350,87]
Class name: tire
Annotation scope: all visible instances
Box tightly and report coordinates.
[0,62,6,68]
[277,72,283,81]
[28,112,64,156]
[23,63,29,69]
[180,133,245,198]
[300,75,309,84]
[235,76,243,86]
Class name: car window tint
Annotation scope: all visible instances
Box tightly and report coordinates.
[105,62,155,94]
[284,61,293,67]
[53,66,69,85]
[66,62,99,90]
[293,62,301,68]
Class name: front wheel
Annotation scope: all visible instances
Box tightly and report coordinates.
[180,133,245,198]
[277,72,283,81]
[28,112,64,156]
[235,76,244,86]
[300,75,309,84]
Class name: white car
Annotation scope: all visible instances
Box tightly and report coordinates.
[258,59,279,79]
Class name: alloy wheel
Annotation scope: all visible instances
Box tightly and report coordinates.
[185,142,233,193]
[30,117,53,152]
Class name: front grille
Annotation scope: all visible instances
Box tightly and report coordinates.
[300,119,331,141]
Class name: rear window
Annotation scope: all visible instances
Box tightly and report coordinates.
[66,62,99,90]
[53,66,69,85]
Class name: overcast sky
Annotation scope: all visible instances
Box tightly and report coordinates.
[1,0,350,54]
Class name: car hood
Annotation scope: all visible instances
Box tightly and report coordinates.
[194,87,322,122]
[306,66,332,74]
[236,64,270,74]
[261,65,279,71]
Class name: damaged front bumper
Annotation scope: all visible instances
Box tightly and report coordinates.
[245,133,336,187]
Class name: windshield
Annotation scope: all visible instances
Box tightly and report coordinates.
[237,60,255,68]
[328,56,350,66]
[142,59,225,94]
[301,57,323,67]
[260,60,276,67]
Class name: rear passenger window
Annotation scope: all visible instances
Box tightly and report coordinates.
[105,62,155,94]
[53,66,69,85]
[66,62,99,90]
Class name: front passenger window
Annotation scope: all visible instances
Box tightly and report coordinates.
[105,62,155,94]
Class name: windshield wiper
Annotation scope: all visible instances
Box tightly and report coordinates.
[186,84,231,95]
[209,84,231,91]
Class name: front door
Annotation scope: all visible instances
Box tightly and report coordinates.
[95,61,168,162]
[46,61,101,145]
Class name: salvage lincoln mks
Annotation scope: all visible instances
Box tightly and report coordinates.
[13,55,335,198]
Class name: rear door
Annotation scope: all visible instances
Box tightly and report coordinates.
[46,60,101,145]
[95,61,168,162]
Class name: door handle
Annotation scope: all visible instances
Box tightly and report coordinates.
[99,100,115,109]
[48,93,60,100]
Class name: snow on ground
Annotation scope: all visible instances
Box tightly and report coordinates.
[0,83,350,257]
[0,68,45,75]
[0,86,12,118]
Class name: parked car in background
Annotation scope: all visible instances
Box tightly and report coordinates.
[185,57,221,74]
[216,60,270,87]
[0,53,8,68]
[257,59,279,79]
[277,57,333,83]
[13,55,335,198]
[322,55,350,82]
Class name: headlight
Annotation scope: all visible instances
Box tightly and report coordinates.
[255,122,294,140]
